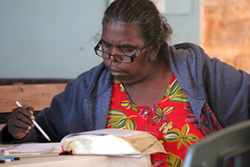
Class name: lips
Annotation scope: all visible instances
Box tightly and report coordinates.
[110,70,122,76]
[107,66,123,77]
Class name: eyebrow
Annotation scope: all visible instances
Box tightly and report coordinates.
[101,39,109,45]
[101,39,135,48]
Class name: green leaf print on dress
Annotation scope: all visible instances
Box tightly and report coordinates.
[107,109,137,130]
[164,124,199,149]
[164,79,189,103]
[167,152,183,167]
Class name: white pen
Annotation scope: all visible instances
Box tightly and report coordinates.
[15,101,51,141]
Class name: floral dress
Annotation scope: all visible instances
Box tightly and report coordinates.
[106,74,205,167]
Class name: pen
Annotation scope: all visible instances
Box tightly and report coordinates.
[16,101,51,141]
[0,157,20,161]
[0,159,9,163]
[0,158,11,163]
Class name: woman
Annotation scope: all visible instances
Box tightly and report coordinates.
[1,0,250,166]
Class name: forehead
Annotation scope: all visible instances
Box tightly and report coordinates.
[102,20,144,44]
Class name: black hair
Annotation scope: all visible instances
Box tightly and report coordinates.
[102,0,173,46]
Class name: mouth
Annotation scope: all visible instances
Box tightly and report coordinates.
[110,70,122,76]
[107,67,122,76]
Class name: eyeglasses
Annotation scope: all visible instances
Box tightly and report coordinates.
[94,40,151,63]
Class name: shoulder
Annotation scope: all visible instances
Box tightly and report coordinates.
[173,42,203,51]
[63,62,112,95]
[76,62,110,83]
[166,42,209,76]
[168,42,206,62]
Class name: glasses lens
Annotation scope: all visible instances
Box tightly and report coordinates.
[95,43,132,63]
[96,49,131,62]
[96,49,109,58]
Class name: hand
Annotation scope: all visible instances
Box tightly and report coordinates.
[7,106,35,139]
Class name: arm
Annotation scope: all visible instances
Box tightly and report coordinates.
[168,42,250,128]
[0,62,112,144]
[202,55,250,126]
[0,74,89,143]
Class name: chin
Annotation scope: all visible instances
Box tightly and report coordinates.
[116,78,138,85]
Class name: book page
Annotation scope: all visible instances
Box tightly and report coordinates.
[61,129,145,141]
[7,143,61,154]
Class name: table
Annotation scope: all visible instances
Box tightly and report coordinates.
[0,144,151,167]
[2,155,151,167]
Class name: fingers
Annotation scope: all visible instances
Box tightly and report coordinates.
[26,106,34,114]
[11,132,29,140]
[26,106,35,120]
[7,106,35,139]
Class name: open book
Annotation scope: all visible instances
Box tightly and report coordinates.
[2,129,166,158]
[61,129,167,157]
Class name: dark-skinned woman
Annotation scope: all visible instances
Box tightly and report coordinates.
[1,0,250,166]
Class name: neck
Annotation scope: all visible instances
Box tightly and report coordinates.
[123,55,172,107]
[125,55,170,90]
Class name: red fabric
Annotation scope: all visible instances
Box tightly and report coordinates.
[106,74,204,166]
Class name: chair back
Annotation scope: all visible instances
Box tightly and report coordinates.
[0,83,66,130]
[183,120,250,167]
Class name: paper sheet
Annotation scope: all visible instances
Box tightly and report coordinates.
[8,143,61,153]
[62,129,144,141]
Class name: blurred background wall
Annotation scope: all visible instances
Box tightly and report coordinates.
[0,0,249,79]
[0,0,200,79]
[0,0,106,79]
[203,0,250,73]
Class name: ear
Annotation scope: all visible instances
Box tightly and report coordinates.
[148,39,161,61]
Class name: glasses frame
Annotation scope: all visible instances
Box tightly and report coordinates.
[94,40,152,63]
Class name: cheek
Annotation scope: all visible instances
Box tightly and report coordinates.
[103,59,110,66]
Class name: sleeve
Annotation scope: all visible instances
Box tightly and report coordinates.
[0,75,89,143]
[202,54,250,127]
[34,76,90,142]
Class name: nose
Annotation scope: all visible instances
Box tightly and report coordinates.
[109,47,120,62]
[109,54,117,62]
